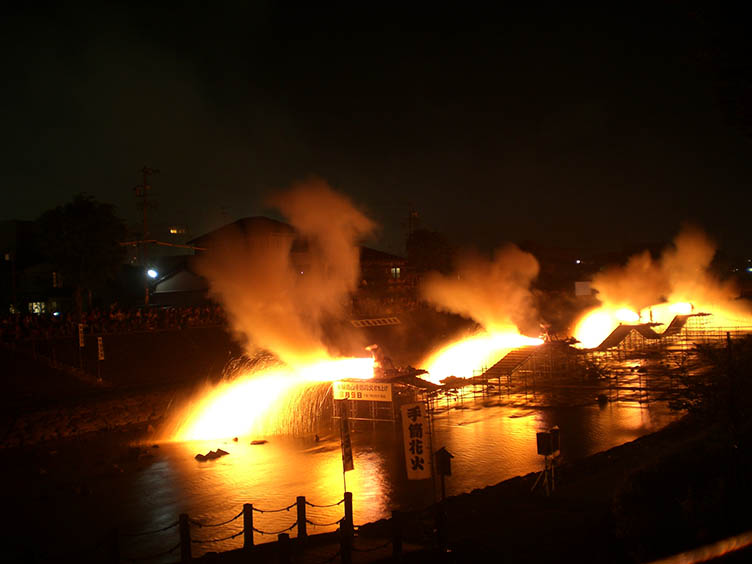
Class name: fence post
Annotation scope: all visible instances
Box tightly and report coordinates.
[391,510,403,561]
[296,496,307,539]
[278,533,291,564]
[179,513,191,563]
[343,491,353,537]
[243,503,254,549]
[339,524,352,564]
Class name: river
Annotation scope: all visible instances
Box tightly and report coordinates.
[90,395,678,562]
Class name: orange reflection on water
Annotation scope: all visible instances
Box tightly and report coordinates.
[168,434,389,542]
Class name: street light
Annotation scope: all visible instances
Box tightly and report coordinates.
[147,268,158,279]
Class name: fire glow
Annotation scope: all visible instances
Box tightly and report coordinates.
[169,357,374,442]
[421,330,544,384]
[573,301,752,349]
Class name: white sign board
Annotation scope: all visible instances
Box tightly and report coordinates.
[401,402,431,480]
[332,381,392,402]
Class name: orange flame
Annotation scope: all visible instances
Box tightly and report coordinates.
[421,330,543,384]
[573,300,752,349]
[572,305,648,349]
[168,357,373,442]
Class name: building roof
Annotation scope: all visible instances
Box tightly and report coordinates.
[360,246,406,265]
[188,216,295,247]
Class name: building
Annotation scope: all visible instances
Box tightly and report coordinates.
[151,217,411,313]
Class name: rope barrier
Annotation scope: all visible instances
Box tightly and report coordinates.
[191,529,244,544]
[252,521,298,535]
[123,541,181,562]
[252,502,297,513]
[352,539,393,553]
[189,509,244,528]
[121,521,179,537]
[306,517,344,527]
[305,498,345,508]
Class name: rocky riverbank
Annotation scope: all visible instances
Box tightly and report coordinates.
[1,389,174,447]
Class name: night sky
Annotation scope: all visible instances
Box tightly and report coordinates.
[3,3,752,256]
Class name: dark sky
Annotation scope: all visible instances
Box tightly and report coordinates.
[3,3,752,256]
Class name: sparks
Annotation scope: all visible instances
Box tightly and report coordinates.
[421,330,543,384]
[168,357,374,442]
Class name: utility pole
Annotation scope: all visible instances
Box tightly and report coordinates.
[134,166,159,305]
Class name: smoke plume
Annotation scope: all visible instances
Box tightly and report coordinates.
[592,225,741,311]
[421,244,540,336]
[194,179,376,365]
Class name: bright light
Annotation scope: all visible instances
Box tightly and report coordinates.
[615,308,639,323]
[575,259,581,264]
[670,302,693,315]
[168,357,374,441]
[53,311,60,317]
[421,330,543,384]
[147,268,158,279]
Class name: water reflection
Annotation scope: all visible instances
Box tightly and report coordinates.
[113,399,680,560]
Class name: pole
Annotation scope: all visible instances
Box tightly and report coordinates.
[427,397,437,505]
[278,533,291,564]
[343,491,353,536]
[296,496,307,539]
[243,503,254,549]
[339,524,352,564]
[135,166,158,305]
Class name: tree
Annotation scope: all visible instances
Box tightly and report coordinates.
[36,194,127,316]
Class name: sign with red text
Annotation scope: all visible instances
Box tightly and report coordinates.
[401,402,431,480]
[333,381,392,402]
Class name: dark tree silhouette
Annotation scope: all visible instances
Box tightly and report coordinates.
[36,194,127,316]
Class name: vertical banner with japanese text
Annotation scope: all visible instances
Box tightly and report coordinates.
[97,337,105,360]
[401,402,431,480]
[340,402,354,473]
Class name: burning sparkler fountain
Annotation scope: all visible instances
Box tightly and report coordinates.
[417,244,545,383]
[164,202,751,443]
[164,181,377,442]
[572,226,752,349]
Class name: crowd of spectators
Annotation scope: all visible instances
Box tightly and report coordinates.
[2,294,426,343]
[0,304,226,342]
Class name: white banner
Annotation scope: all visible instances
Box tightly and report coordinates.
[333,381,392,402]
[401,402,431,480]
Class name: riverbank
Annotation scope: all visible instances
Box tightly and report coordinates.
[3,405,748,563]
[353,414,752,563]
